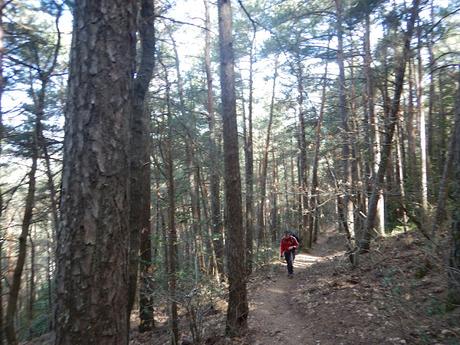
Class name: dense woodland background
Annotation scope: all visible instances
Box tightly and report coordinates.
[0,0,459,344]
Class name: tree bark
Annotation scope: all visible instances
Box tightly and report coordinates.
[364,11,385,236]
[166,136,179,345]
[416,23,429,214]
[309,59,328,246]
[162,63,179,345]
[360,0,420,252]
[218,0,248,336]
[129,0,155,321]
[431,91,458,238]
[294,58,309,247]
[335,0,355,246]
[395,122,408,231]
[5,132,38,345]
[257,58,278,246]
[270,152,278,243]
[0,2,4,342]
[27,233,36,338]
[204,0,225,279]
[407,59,418,187]
[244,27,255,275]
[447,69,460,305]
[55,1,136,344]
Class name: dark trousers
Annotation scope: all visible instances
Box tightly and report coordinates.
[284,250,294,274]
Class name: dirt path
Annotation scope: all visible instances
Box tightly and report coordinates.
[247,236,345,345]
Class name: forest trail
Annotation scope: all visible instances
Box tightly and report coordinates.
[247,232,347,345]
[245,230,460,345]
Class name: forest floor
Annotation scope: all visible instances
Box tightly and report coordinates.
[242,229,460,345]
[128,227,460,345]
[24,228,460,345]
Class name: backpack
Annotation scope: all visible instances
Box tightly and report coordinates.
[291,233,300,247]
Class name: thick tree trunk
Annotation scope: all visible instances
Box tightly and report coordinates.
[55,2,136,344]
[129,0,155,321]
[360,0,420,252]
[218,0,248,336]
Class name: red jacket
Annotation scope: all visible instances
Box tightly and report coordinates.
[280,235,299,256]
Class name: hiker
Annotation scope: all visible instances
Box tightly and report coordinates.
[280,231,299,277]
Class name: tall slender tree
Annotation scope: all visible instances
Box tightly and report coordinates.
[335,0,355,245]
[5,123,38,345]
[129,0,156,331]
[447,70,460,305]
[257,58,278,246]
[218,0,248,336]
[204,0,225,279]
[360,0,420,252]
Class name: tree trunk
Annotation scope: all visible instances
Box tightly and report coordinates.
[257,59,278,246]
[407,59,418,188]
[0,240,3,345]
[309,58,328,246]
[243,27,256,275]
[364,11,385,236]
[416,23,429,216]
[360,0,420,252]
[55,2,136,344]
[1,3,6,342]
[45,226,53,331]
[447,70,460,305]
[335,0,355,246]
[167,140,179,345]
[294,58,310,247]
[186,142,203,283]
[431,96,458,238]
[427,0,436,171]
[28,233,36,338]
[218,0,248,336]
[270,152,278,243]
[162,64,179,345]
[199,177,220,278]
[204,0,224,279]
[5,133,38,345]
[395,122,408,231]
[129,0,155,319]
